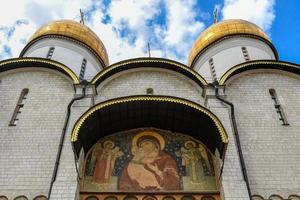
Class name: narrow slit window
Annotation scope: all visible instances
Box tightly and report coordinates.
[241,47,250,61]
[47,47,55,59]
[269,88,289,125]
[9,88,29,126]
[79,59,87,80]
[209,58,217,81]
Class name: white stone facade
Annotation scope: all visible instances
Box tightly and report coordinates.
[0,19,299,200]
[225,71,300,199]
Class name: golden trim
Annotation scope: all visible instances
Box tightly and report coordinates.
[71,96,228,144]
[0,58,80,84]
[219,60,300,85]
[92,58,208,86]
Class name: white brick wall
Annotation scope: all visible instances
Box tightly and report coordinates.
[0,69,75,199]
[225,71,300,198]
[206,94,250,200]
[96,69,204,105]
[1,64,299,200]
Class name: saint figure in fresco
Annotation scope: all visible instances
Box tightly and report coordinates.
[198,143,214,176]
[178,140,212,183]
[92,140,123,184]
[119,131,180,191]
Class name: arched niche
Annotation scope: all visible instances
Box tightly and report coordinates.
[13,196,28,200]
[0,196,8,200]
[71,96,228,158]
[72,96,226,199]
[289,195,300,200]
[33,195,47,200]
[269,195,284,200]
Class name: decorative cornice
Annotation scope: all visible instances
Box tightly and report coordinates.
[71,95,228,144]
[0,57,80,84]
[219,60,300,85]
[92,57,208,87]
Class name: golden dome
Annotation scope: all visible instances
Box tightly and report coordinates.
[188,19,271,66]
[29,20,109,66]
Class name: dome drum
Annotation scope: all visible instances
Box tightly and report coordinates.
[20,20,109,67]
[188,19,278,67]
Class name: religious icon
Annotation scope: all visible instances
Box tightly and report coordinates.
[177,140,214,183]
[177,140,205,183]
[82,129,217,193]
[118,130,180,191]
[91,140,123,184]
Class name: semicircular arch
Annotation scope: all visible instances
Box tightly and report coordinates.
[71,95,228,158]
[91,57,207,88]
[0,57,80,84]
[219,60,300,85]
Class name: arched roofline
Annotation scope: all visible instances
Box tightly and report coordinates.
[189,34,278,68]
[71,95,228,158]
[91,57,208,88]
[19,35,108,67]
[0,57,80,84]
[219,60,300,85]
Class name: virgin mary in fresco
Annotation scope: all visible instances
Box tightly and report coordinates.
[118,131,180,191]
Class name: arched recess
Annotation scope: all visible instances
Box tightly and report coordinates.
[71,95,228,158]
[0,57,80,84]
[219,60,300,85]
[91,57,207,89]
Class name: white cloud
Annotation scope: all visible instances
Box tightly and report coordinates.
[95,0,164,63]
[0,21,37,59]
[163,0,204,45]
[221,0,275,31]
[160,0,205,62]
[89,12,149,63]
[0,0,95,59]
[0,0,207,64]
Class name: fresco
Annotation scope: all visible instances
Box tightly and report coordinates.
[82,129,217,192]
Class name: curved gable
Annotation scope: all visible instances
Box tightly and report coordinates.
[71,95,228,158]
[92,58,207,88]
[219,60,300,85]
[0,57,80,84]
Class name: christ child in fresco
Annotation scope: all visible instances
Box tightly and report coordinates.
[92,140,123,184]
[119,131,180,191]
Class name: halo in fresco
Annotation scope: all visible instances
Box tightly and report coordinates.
[132,130,165,150]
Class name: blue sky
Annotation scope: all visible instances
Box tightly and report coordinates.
[0,0,299,65]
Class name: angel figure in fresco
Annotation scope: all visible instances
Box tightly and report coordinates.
[91,140,123,184]
[119,130,180,191]
[198,143,214,176]
[177,140,209,183]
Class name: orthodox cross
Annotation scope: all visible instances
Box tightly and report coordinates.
[213,8,218,24]
[80,9,85,25]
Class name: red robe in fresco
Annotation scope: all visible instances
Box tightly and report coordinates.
[118,151,180,191]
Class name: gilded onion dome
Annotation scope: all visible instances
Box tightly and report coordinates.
[188,19,273,66]
[28,20,109,66]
